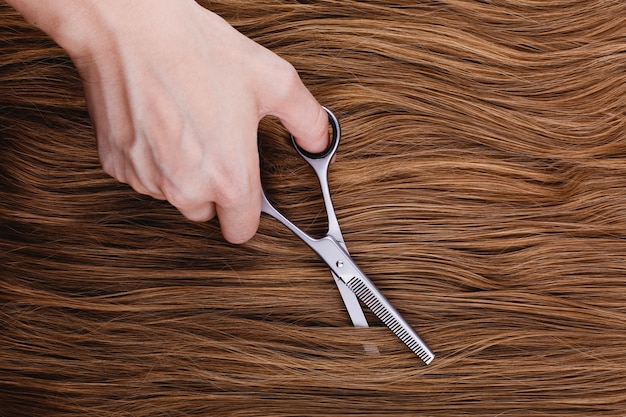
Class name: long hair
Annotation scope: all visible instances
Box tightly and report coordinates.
[2,1,626,415]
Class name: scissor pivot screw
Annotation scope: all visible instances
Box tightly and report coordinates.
[336,260,344,268]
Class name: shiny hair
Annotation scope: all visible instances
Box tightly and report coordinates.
[2,0,626,415]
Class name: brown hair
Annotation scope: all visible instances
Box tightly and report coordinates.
[2,0,626,415]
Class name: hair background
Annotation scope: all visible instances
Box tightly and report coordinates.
[1,0,626,415]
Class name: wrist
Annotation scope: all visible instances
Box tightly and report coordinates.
[6,0,197,59]
[6,0,102,54]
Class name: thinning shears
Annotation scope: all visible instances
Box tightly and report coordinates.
[261,108,434,365]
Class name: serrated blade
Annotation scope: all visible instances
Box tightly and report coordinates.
[346,275,434,365]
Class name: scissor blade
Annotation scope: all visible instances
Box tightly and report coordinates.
[333,273,380,355]
[299,235,433,363]
[332,271,369,327]
[346,275,435,365]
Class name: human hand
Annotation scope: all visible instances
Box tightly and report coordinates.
[11,0,329,243]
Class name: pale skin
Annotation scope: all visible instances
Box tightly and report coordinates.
[6,0,330,244]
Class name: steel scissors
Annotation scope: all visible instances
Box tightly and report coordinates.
[261,107,434,365]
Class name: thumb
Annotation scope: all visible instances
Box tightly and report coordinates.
[264,68,330,154]
[285,102,330,154]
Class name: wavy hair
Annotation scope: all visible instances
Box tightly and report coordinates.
[1,0,626,415]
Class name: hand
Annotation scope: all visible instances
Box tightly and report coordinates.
[9,0,329,243]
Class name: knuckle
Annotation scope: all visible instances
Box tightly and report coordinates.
[161,182,195,211]
[211,166,260,210]
[280,61,301,86]
[213,177,247,209]
[160,179,215,222]
[97,132,133,182]
[99,158,117,178]
[270,60,303,102]
[97,146,118,177]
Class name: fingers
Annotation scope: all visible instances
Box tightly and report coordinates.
[208,64,327,243]
[215,182,262,245]
[159,129,261,245]
[211,123,263,244]
[89,14,327,245]
[159,163,260,244]
[98,126,262,244]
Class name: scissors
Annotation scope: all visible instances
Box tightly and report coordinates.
[261,107,434,365]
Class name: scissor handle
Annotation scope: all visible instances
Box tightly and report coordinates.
[261,107,344,242]
[292,106,341,163]
[291,107,344,243]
